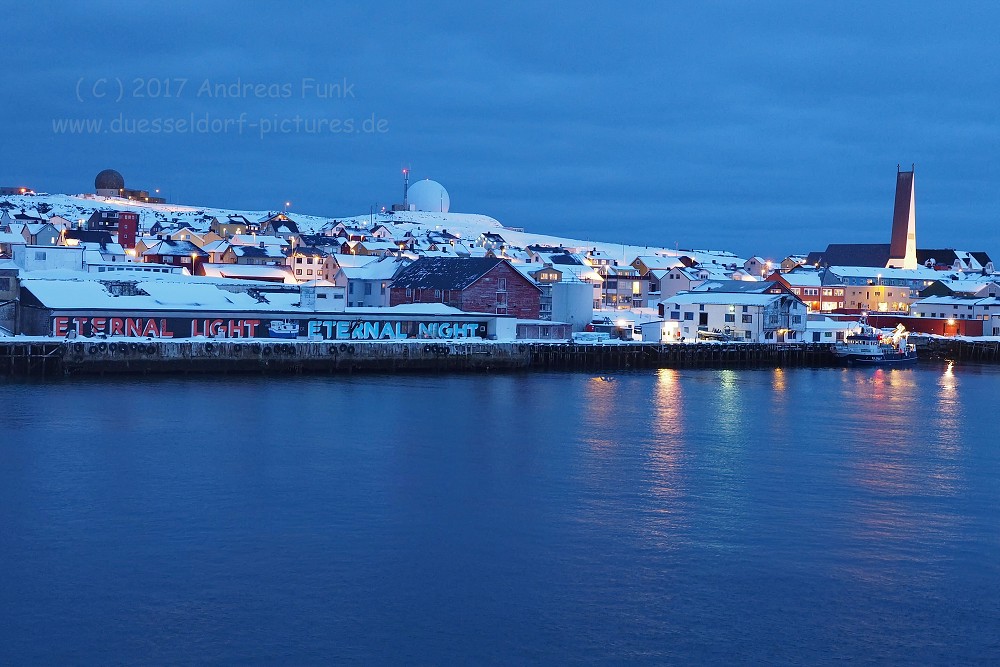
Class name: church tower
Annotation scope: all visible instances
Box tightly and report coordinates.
[886,167,917,269]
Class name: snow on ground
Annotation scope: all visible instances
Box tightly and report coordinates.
[2,192,749,325]
[1,193,745,266]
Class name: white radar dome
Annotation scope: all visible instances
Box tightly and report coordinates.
[407,179,450,213]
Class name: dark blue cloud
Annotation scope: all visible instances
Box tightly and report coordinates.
[2,1,999,258]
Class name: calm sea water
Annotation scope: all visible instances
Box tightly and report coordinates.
[2,364,999,664]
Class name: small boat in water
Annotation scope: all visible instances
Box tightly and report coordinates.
[268,320,300,339]
[832,317,917,366]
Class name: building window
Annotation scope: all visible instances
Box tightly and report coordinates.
[296,269,302,275]
[792,315,802,323]
[405,288,413,298]
[381,282,386,295]
[725,314,735,322]
[742,306,748,312]
[434,289,441,298]
[684,312,694,321]
[498,277,507,292]
[670,311,680,319]
[742,314,752,323]
[34,251,46,261]
[364,283,372,295]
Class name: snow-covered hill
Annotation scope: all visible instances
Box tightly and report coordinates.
[0,192,746,266]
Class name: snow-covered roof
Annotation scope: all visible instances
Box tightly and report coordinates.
[230,234,287,247]
[778,271,823,287]
[912,295,1000,307]
[201,240,231,253]
[22,278,262,310]
[826,266,942,280]
[336,259,403,280]
[0,232,26,244]
[200,263,296,283]
[662,292,788,307]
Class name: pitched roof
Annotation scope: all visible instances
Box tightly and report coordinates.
[65,229,114,245]
[692,280,777,293]
[143,239,207,257]
[811,243,891,268]
[664,292,790,307]
[549,254,582,265]
[391,257,506,290]
[289,245,328,258]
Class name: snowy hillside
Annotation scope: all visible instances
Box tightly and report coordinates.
[0,192,747,266]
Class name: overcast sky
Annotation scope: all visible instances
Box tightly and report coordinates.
[3,2,998,258]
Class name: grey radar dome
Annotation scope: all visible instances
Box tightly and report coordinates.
[407,179,450,213]
[95,169,125,191]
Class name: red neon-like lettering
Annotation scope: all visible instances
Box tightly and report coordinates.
[141,319,160,338]
[110,318,124,336]
[53,317,69,336]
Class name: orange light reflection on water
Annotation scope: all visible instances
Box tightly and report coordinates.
[841,364,964,584]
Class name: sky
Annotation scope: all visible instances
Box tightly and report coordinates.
[2,2,999,259]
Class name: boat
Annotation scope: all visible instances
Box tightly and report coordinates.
[832,317,917,365]
[268,320,299,339]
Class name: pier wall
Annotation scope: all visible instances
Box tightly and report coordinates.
[912,336,1000,363]
[1,339,839,377]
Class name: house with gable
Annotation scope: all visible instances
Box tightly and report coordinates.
[389,257,541,318]
[659,290,807,343]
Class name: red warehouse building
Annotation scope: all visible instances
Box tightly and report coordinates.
[389,257,541,318]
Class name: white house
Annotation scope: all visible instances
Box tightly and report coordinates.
[333,257,407,308]
[910,295,1000,330]
[659,291,807,342]
[659,264,733,299]
[11,244,86,272]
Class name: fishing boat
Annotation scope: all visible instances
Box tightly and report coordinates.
[268,320,300,339]
[832,317,917,365]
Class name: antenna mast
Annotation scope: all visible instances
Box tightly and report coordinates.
[402,167,410,209]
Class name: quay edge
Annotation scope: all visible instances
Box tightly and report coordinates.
[0,339,841,377]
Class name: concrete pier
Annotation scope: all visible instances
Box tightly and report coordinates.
[913,336,1000,363]
[1,339,842,377]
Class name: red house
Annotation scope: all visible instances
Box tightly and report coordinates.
[88,210,139,249]
[142,238,208,274]
[389,258,541,318]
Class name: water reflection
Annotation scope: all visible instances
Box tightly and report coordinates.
[841,364,966,586]
[582,376,620,452]
[643,369,688,544]
[653,368,683,434]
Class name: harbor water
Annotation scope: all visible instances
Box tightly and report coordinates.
[2,364,999,663]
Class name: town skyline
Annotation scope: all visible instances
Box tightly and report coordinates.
[3,3,1000,259]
